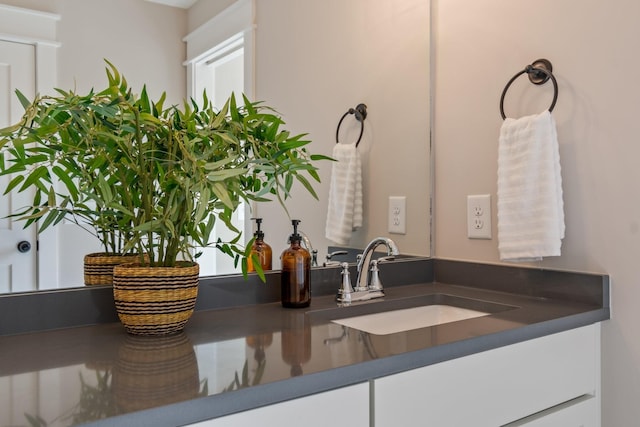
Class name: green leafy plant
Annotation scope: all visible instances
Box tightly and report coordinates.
[0,61,329,275]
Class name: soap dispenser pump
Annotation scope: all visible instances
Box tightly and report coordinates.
[280,219,311,308]
[247,218,272,272]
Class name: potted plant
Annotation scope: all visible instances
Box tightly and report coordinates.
[0,62,329,334]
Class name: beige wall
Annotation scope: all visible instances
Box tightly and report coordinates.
[187,0,235,33]
[56,0,187,104]
[433,0,640,424]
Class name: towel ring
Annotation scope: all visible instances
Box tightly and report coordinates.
[499,59,558,120]
[336,103,367,147]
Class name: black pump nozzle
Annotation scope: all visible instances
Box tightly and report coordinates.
[252,217,264,239]
[290,219,302,243]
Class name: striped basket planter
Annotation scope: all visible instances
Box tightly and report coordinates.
[84,253,147,286]
[112,262,199,336]
[112,332,200,412]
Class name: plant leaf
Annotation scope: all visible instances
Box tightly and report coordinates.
[15,89,32,109]
[51,166,79,201]
[3,174,24,195]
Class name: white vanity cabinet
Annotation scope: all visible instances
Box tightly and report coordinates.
[187,382,369,427]
[372,324,600,427]
[188,324,600,427]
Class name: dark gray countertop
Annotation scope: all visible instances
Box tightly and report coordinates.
[0,259,609,427]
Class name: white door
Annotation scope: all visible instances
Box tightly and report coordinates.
[0,40,37,293]
[193,35,249,276]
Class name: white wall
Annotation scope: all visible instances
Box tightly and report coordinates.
[253,0,431,263]
[433,1,640,425]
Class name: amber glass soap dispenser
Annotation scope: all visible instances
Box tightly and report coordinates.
[247,218,272,272]
[280,219,311,308]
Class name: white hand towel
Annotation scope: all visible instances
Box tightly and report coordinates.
[497,111,565,262]
[325,143,363,245]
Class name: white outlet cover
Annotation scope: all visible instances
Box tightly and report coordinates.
[467,194,491,239]
[388,196,406,234]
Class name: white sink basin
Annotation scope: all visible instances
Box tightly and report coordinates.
[332,304,490,335]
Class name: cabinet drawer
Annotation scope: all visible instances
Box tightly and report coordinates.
[504,394,599,426]
[374,325,598,427]
[188,382,369,427]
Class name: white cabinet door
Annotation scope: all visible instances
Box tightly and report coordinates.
[373,324,599,427]
[189,382,369,427]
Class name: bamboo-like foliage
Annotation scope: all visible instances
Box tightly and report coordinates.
[0,61,329,273]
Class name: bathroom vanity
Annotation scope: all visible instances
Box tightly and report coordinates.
[0,259,609,427]
[191,325,598,427]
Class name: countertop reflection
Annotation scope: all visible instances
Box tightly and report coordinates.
[0,280,607,427]
[0,299,376,426]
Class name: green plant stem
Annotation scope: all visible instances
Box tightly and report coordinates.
[132,105,155,264]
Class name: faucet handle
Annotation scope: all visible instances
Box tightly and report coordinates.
[336,262,354,303]
[324,250,348,266]
[368,259,386,295]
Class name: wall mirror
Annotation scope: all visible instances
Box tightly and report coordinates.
[0,0,431,294]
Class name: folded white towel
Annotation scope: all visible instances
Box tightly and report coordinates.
[325,143,363,244]
[497,111,565,262]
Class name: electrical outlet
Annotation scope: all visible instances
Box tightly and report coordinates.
[467,194,491,239]
[388,196,406,234]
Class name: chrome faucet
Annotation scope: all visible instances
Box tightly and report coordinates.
[336,237,399,304]
[299,231,318,267]
[355,237,399,291]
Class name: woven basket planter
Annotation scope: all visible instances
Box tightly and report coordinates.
[84,253,147,286]
[113,262,199,336]
[112,333,200,412]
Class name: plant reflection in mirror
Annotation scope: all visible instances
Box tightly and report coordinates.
[0,60,331,278]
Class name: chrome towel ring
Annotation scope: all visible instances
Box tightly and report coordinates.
[499,59,558,120]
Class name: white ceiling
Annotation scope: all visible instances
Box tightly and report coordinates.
[145,0,198,9]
